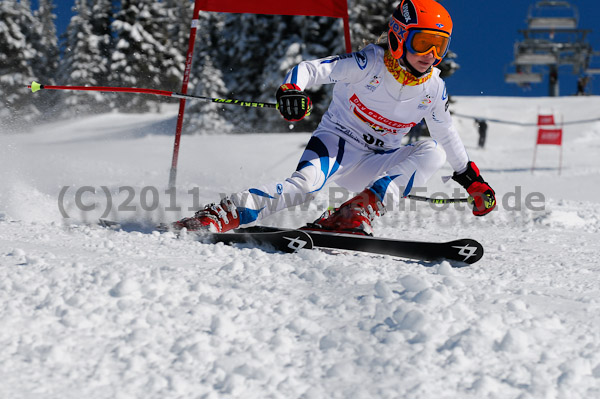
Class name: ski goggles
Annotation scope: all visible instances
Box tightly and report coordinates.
[406,29,451,60]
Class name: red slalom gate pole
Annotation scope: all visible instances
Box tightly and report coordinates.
[169,1,203,189]
[28,82,173,97]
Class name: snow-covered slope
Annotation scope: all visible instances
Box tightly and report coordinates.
[1,97,600,398]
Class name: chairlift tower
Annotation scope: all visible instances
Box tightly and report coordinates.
[505,1,598,96]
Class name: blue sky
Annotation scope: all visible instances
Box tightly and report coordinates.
[46,0,600,97]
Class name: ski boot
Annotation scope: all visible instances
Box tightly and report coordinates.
[173,198,239,233]
[304,189,386,236]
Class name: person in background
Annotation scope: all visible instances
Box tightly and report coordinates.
[576,76,589,96]
[475,118,488,149]
[407,119,429,144]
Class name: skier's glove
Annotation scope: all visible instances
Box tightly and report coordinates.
[452,161,496,216]
[276,83,312,122]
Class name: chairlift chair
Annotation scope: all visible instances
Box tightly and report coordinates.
[527,1,578,30]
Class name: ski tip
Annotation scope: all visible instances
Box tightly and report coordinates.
[448,238,484,264]
[30,81,42,93]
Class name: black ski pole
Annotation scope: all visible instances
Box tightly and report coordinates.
[407,195,473,204]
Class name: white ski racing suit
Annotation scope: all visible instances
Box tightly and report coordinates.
[230,44,470,226]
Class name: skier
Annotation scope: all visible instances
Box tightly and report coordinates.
[174,0,496,236]
[476,119,488,148]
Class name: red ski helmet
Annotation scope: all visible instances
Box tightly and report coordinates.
[388,0,453,66]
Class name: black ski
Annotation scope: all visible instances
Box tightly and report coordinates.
[306,230,483,264]
[200,229,313,254]
[236,226,484,264]
[100,219,483,263]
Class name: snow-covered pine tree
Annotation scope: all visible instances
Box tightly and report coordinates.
[437,49,459,79]
[0,0,40,130]
[215,13,275,132]
[110,0,173,112]
[215,13,345,132]
[89,0,115,88]
[59,0,111,116]
[348,0,396,50]
[258,14,346,132]
[162,0,191,91]
[31,0,60,118]
[33,0,59,84]
[184,11,232,134]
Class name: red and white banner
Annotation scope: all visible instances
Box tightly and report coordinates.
[537,114,555,126]
[536,128,562,145]
[532,110,563,174]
